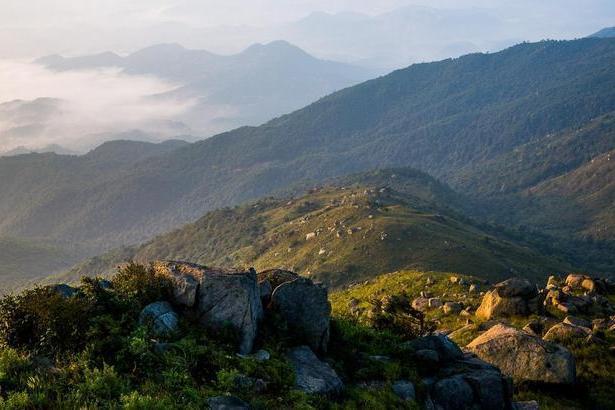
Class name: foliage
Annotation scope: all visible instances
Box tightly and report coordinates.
[0,264,421,408]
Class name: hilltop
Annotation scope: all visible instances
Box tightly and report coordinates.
[62,170,571,288]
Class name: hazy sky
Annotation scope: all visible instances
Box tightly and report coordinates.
[1,0,614,153]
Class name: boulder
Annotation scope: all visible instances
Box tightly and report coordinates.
[207,396,251,410]
[476,278,541,320]
[271,277,330,353]
[412,297,430,311]
[52,284,78,298]
[562,316,592,329]
[139,301,179,336]
[392,380,415,401]
[565,274,586,288]
[407,334,463,362]
[287,346,343,395]
[543,322,591,342]
[428,297,443,309]
[431,376,474,409]
[522,320,544,337]
[198,267,263,355]
[152,261,203,307]
[443,302,463,315]
[466,324,575,384]
[257,269,299,290]
[513,401,539,410]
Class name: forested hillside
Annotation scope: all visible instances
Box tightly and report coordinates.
[3,38,615,283]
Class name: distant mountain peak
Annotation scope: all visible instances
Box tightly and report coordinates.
[240,40,312,59]
[590,27,615,38]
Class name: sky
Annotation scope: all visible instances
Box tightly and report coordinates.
[0,0,614,153]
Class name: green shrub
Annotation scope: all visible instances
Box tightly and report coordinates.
[0,287,92,355]
[111,263,172,307]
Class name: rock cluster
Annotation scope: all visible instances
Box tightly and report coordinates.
[475,278,541,320]
[544,274,614,315]
[407,334,514,409]
[466,324,576,385]
[150,262,331,357]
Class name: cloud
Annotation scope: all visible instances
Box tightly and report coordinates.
[0,60,194,153]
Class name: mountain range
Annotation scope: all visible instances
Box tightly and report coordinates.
[36,41,374,137]
[3,37,615,285]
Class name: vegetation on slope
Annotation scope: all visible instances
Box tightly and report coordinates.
[2,39,615,261]
[331,270,615,409]
[62,170,572,288]
[0,265,421,409]
[0,237,80,291]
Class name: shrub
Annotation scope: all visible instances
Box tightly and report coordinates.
[111,263,172,307]
[0,287,92,355]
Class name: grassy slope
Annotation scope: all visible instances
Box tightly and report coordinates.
[59,171,570,288]
[331,270,615,409]
[0,237,80,291]
[454,113,615,240]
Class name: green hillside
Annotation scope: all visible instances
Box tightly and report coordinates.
[62,170,571,288]
[1,38,615,260]
[0,237,80,291]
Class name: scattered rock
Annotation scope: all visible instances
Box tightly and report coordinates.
[412,297,430,311]
[543,322,591,342]
[406,334,463,362]
[271,277,331,353]
[139,301,179,336]
[466,324,575,384]
[522,320,544,337]
[287,346,343,395]
[253,350,270,362]
[469,284,477,293]
[562,316,592,329]
[476,278,541,320]
[198,267,263,355]
[513,401,539,410]
[207,396,251,410]
[392,380,415,401]
[428,297,443,309]
[443,302,463,315]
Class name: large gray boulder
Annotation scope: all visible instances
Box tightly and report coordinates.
[287,346,343,395]
[139,301,179,336]
[466,324,575,384]
[543,322,591,343]
[271,277,331,353]
[476,278,541,320]
[198,267,264,355]
[152,261,202,307]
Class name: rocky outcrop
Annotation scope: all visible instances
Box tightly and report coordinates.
[476,278,541,320]
[269,276,331,353]
[207,396,251,410]
[287,346,343,395]
[198,267,263,355]
[152,261,202,307]
[408,335,513,409]
[139,301,179,336]
[392,380,415,401]
[466,324,575,384]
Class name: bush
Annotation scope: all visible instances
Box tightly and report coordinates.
[111,263,172,308]
[0,287,92,355]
